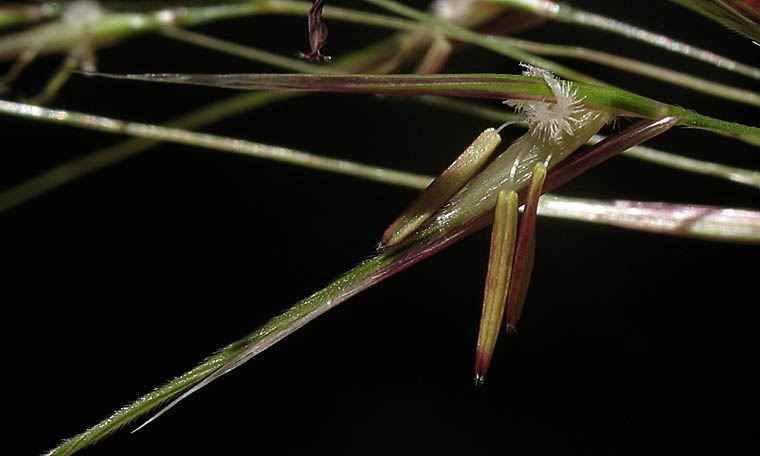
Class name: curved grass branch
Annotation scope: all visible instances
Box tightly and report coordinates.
[0,3,62,30]
[0,0,434,62]
[2,95,756,234]
[0,2,268,60]
[359,0,604,84]
[90,72,760,144]
[537,195,760,243]
[0,97,433,211]
[0,91,299,213]
[160,26,336,75]
[496,37,760,107]
[485,0,760,80]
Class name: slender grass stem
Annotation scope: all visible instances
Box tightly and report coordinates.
[100,72,759,144]
[0,91,298,213]
[160,27,334,75]
[2,96,755,242]
[0,4,61,30]
[1,2,267,59]
[497,37,760,107]
[360,0,604,84]
[485,0,760,80]
[162,9,760,108]
[537,195,760,243]
[0,98,433,209]
[0,1,422,61]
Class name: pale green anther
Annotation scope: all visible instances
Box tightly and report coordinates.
[381,127,501,246]
[414,110,612,243]
[506,162,547,329]
[475,189,519,381]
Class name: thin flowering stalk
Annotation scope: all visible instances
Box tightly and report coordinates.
[1,97,752,242]
[614,142,760,189]
[160,27,335,75]
[87,72,664,115]
[360,0,605,84]
[485,0,760,80]
[91,72,760,143]
[0,2,269,60]
[537,195,760,242]
[0,97,432,213]
[149,1,760,106]
[0,3,62,30]
[0,91,300,213]
[493,37,760,107]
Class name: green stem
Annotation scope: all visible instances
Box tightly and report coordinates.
[674,108,760,145]
[0,4,61,30]
[485,0,760,80]
[360,0,604,84]
[497,37,760,107]
[0,1,420,61]
[0,98,431,210]
[0,91,298,213]
[97,72,759,144]
[160,26,334,74]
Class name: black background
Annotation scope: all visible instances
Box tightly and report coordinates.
[3,1,759,454]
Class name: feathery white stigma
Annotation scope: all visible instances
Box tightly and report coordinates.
[62,1,104,28]
[505,63,586,142]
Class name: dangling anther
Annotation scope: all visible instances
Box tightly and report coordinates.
[475,189,519,386]
[506,162,547,330]
[298,0,331,62]
[381,128,501,247]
